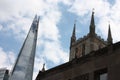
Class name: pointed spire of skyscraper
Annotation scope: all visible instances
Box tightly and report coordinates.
[89,9,95,36]
[9,15,39,80]
[70,20,76,47]
[107,23,113,45]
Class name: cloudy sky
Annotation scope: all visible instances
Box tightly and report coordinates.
[0,0,120,80]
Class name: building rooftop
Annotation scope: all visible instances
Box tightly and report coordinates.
[36,41,120,79]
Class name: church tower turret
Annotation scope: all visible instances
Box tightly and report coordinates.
[70,22,76,48]
[41,63,45,72]
[89,10,95,36]
[69,10,107,61]
[69,22,76,61]
[107,24,113,45]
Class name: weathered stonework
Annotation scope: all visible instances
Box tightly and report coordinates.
[69,34,107,61]
[36,42,120,80]
[36,11,117,80]
[69,11,107,61]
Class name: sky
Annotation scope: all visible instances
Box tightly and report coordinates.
[0,0,120,80]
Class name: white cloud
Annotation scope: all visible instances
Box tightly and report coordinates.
[42,41,68,64]
[1,0,120,80]
[0,47,16,70]
[69,0,110,17]
[32,57,43,80]
[0,24,3,30]
[68,0,120,43]
[0,0,69,80]
[38,10,61,41]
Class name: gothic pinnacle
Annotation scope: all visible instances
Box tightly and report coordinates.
[89,9,95,36]
[107,24,113,45]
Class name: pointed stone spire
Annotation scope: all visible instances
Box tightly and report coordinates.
[107,24,113,45]
[89,9,95,36]
[70,20,76,47]
[72,23,76,37]
[41,63,45,72]
[9,15,39,80]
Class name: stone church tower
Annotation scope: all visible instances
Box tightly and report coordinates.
[69,11,113,61]
[36,11,120,80]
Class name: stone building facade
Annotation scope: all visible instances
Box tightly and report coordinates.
[69,11,108,61]
[36,11,120,80]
